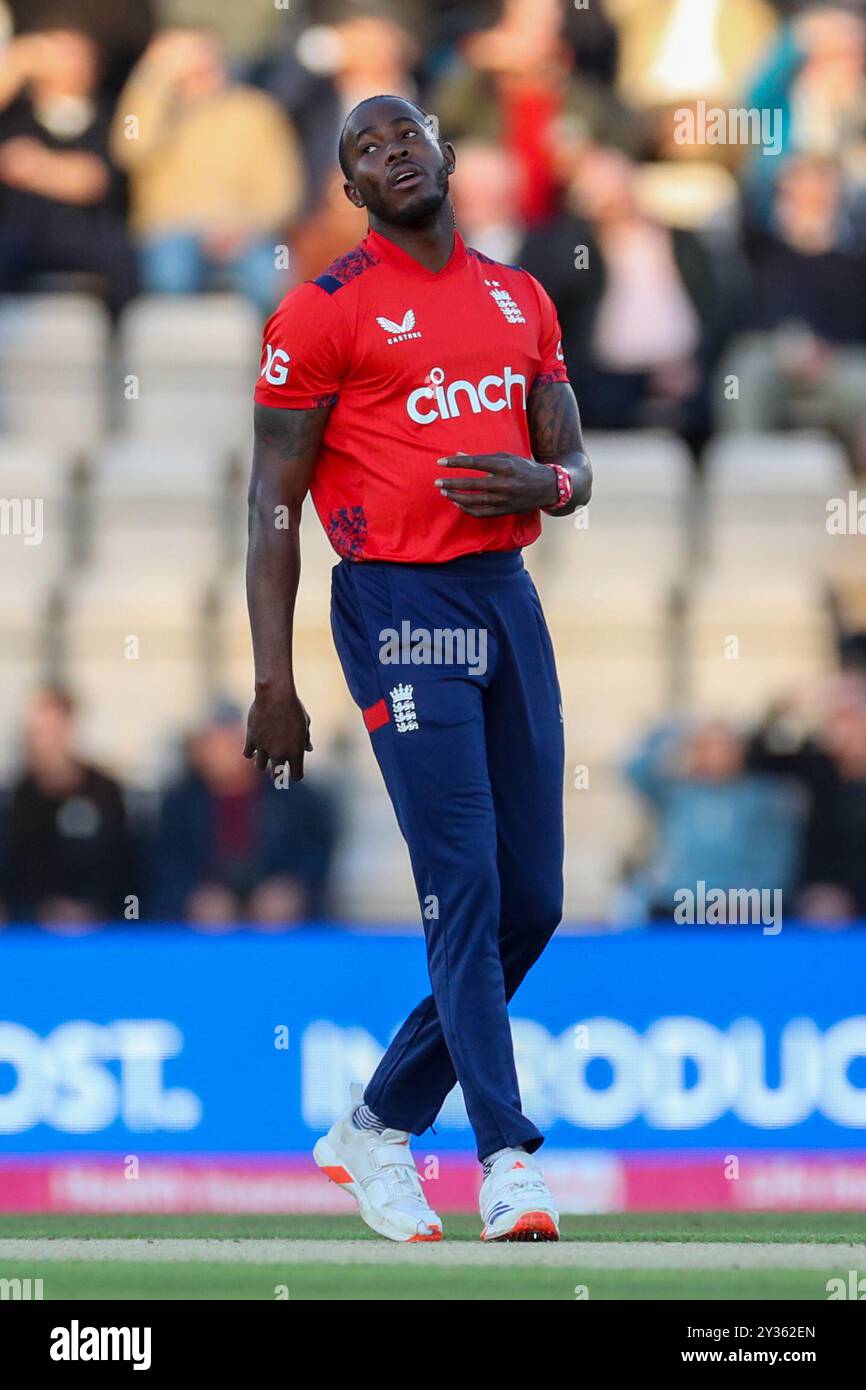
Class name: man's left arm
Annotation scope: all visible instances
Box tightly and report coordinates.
[526,378,592,516]
[435,380,592,518]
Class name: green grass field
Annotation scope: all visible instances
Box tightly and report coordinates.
[2,1213,864,1300]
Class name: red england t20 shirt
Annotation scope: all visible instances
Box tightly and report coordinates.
[253,228,569,563]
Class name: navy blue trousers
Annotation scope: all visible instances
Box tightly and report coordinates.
[330,549,564,1160]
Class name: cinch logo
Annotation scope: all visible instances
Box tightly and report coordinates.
[406,365,526,425]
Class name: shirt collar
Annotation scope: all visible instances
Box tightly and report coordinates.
[365,226,468,279]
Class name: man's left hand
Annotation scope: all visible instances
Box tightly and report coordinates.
[435,452,557,517]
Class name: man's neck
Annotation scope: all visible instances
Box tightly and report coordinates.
[368,203,456,273]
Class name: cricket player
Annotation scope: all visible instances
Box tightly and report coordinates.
[246,95,592,1242]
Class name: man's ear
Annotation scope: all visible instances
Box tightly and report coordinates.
[343,180,365,209]
[443,141,456,176]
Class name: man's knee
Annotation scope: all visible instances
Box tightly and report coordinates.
[501,879,563,945]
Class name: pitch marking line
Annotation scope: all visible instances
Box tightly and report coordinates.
[0,1240,864,1269]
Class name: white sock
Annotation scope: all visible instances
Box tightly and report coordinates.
[352,1103,387,1134]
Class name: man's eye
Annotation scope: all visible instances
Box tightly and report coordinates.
[362,144,377,154]
[402,129,418,138]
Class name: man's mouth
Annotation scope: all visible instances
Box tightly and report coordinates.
[389,164,424,190]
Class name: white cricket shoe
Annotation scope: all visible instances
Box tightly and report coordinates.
[313,1085,443,1243]
[479,1149,559,1242]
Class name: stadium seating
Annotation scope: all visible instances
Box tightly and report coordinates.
[116,295,262,446]
[2,290,865,916]
[0,295,110,445]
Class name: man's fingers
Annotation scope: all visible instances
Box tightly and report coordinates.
[255,747,269,771]
[436,453,510,473]
[435,475,508,493]
[243,735,255,759]
[289,750,305,781]
[444,492,498,508]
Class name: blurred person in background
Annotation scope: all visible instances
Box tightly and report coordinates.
[449,138,524,263]
[5,0,156,94]
[302,10,421,114]
[715,154,866,464]
[291,163,368,283]
[155,701,338,927]
[521,144,733,454]
[747,672,866,924]
[742,7,866,220]
[624,717,804,921]
[428,0,633,226]
[111,28,304,314]
[0,28,137,315]
[158,0,284,68]
[0,686,139,927]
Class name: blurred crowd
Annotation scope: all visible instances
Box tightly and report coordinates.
[0,686,340,929]
[622,656,866,927]
[3,0,866,460]
[5,657,866,928]
[3,0,866,928]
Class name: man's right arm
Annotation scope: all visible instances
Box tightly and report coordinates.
[244,401,331,780]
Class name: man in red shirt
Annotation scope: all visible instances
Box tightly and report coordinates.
[246,94,592,1242]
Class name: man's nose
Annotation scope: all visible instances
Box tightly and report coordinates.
[385,141,411,162]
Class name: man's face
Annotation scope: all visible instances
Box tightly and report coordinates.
[343,99,453,228]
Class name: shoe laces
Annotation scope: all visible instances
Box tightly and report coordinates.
[488,1166,550,1209]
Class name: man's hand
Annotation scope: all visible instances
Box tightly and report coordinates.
[244,684,312,780]
[434,452,558,517]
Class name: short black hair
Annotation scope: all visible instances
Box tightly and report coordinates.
[338,94,433,180]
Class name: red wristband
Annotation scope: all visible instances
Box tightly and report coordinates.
[542,463,574,514]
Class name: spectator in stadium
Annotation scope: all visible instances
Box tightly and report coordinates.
[252,46,342,218]
[624,718,803,921]
[111,28,304,314]
[301,10,421,116]
[6,0,156,95]
[450,138,525,264]
[520,144,733,454]
[154,701,339,927]
[427,0,634,225]
[158,0,284,68]
[747,674,866,924]
[0,28,137,316]
[291,163,367,285]
[741,7,866,221]
[0,685,139,927]
[715,154,866,462]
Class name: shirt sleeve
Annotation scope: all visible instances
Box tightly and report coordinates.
[526,273,570,385]
[254,281,350,409]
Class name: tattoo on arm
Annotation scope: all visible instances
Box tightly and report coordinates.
[250,402,331,501]
[528,380,585,461]
[527,379,592,512]
[246,403,332,690]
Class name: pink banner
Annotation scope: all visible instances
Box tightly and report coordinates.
[2,1153,866,1213]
